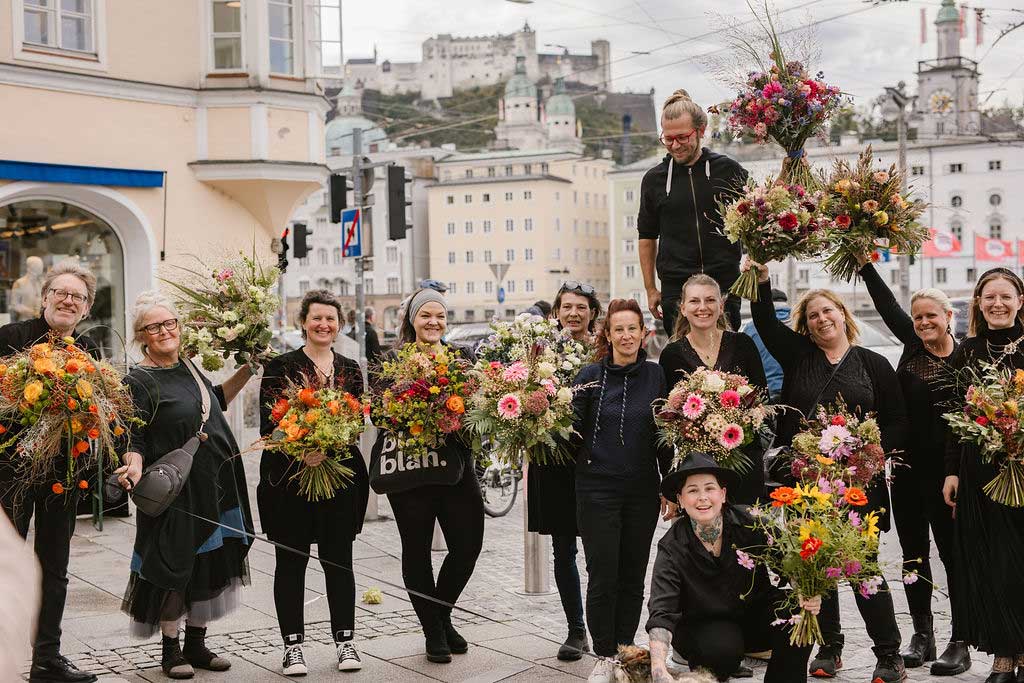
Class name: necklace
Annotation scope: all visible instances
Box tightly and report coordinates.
[304,347,335,388]
[823,345,848,364]
[691,515,723,547]
[688,331,722,367]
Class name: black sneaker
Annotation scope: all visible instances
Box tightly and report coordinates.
[809,647,843,678]
[281,643,307,677]
[557,630,590,661]
[28,655,98,683]
[872,653,907,683]
[337,642,363,672]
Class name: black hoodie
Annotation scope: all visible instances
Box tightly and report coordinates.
[637,148,749,284]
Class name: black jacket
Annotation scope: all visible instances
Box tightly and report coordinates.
[646,505,778,633]
[637,149,749,283]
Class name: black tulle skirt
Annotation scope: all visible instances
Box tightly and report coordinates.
[951,451,1024,654]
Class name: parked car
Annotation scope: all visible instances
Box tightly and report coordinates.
[950,297,970,340]
[736,314,903,368]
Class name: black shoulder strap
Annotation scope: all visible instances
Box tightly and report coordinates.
[806,346,853,418]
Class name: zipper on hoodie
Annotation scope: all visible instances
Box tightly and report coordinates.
[687,166,704,272]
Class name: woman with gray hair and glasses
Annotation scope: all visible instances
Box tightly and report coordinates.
[114,289,256,679]
[0,259,101,683]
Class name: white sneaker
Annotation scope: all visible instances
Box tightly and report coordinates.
[587,657,615,683]
[337,642,363,672]
[281,643,307,676]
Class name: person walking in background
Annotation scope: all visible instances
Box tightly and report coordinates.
[527,282,601,662]
[572,299,673,683]
[363,306,382,368]
[741,288,790,401]
[638,89,749,334]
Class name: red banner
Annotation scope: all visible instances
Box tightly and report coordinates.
[976,8,984,46]
[1017,240,1024,264]
[975,234,1015,262]
[922,229,962,257]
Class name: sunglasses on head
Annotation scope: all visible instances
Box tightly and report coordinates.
[560,280,596,296]
[419,279,448,293]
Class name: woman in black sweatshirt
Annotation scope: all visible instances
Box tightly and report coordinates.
[572,298,673,683]
[858,261,967,674]
[745,260,909,683]
[658,273,768,504]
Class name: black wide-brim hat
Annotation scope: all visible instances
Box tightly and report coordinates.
[660,451,741,499]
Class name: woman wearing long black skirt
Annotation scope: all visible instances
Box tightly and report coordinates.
[745,260,908,683]
[943,267,1024,682]
[858,261,968,674]
[258,290,368,675]
[658,273,769,504]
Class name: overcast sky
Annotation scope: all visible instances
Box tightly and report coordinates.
[340,0,1024,126]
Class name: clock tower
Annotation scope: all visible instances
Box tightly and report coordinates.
[915,0,980,138]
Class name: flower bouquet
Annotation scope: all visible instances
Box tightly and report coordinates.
[721,179,831,300]
[741,481,884,646]
[944,363,1024,507]
[166,254,280,371]
[821,148,928,282]
[654,367,773,473]
[468,315,589,467]
[0,337,138,495]
[264,383,366,501]
[369,344,476,459]
[789,399,886,488]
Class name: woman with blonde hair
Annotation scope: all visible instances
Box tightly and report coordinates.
[638,89,749,335]
[745,259,909,683]
[658,273,768,504]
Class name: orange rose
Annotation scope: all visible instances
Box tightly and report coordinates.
[327,400,341,416]
[436,364,449,376]
[298,388,319,407]
[304,410,321,425]
[84,363,96,374]
[445,396,465,414]
[67,398,79,410]
[409,423,424,436]
[33,357,58,375]
[78,480,89,490]
[64,359,81,374]
[87,428,100,440]
[51,482,64,495]
[770,486,799,507]
[284,423,302,441]
[31,343,51,356]
[844,487,868,507]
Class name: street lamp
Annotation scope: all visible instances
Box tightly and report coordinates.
[881,80,911,308]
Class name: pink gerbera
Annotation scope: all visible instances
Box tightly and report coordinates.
[719,424,744,449]
[719,390,741,409]
[497,394,522,420]
[682,393,706,419]
[540,378,557,395]
[502,361,529,383]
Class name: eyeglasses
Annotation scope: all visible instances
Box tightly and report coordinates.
[419,279,448,293]
[659,130,699,147]
[560,280,596,296]
[48,288,88,305]
[139,318,179,335]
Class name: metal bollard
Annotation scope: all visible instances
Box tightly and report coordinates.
[360,426,379,521]
[432,520,447,551]
[520,462,553,594]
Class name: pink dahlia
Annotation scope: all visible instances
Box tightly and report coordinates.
[523,390,550,416]
[719,390,741,409]
[497,394,522,420]
[719,424,744,449]
[502,361,529,383]
[682,393,706,419]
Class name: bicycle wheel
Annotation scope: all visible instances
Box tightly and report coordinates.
[480,463,518,518]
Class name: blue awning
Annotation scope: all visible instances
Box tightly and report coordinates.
[0,160,164,188]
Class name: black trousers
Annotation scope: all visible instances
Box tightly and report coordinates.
[577,485,659,657]
[891,471,955,619]
[662,279,742,336]
[818,554,901,657]
[551,533,585,633]
[387,471,484,632]
[273,537,355,642]
[674,606,813,683]
[3,486,76,661]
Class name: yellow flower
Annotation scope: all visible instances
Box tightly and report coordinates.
[815,455,835,466]
[436,364,449,376]
[863,511,880,540]
[62,336,76,345]
[799,520,829,542]
[33,357,58,375]
[23,381,44,404]
[30,343,51,356]
[834,179,852,194]
[795,483,832,508]
[429,386,441,395]
[1003,400,1019,418]
[873,211,889,227]
[75,378,93,400]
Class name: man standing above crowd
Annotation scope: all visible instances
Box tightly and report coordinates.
[638,89,749,333]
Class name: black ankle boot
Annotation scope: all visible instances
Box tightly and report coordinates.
[931,641,972,676]
[183,625,231,672]
[557,628,589,661]
[162,634,195,679]
[423,615,452,663]
[440,610,468,654]
[901,612,936,668]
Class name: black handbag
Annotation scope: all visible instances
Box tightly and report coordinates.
[105,358,211,516]
[368,429,465,495]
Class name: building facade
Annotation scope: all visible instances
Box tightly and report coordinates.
[608,155,661,308]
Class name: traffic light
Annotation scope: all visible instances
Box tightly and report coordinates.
[329,174,347,223]
[292,222,310,259]
[387,165,412,241]
[278,227,290,273]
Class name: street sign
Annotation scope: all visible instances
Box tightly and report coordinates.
[488,262,510,283]
[497,287,506,304]
[341,208,362,257]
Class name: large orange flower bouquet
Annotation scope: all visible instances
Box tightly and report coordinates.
[0,337,138,496]
[264,382,366,501]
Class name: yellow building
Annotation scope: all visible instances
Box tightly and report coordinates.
[0,0,331,355]
[427,149,612,322]
[608,154,660,308]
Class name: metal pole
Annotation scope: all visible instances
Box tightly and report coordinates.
[896,95,910,309]
[520,462,552,594]
[786,255,796,304]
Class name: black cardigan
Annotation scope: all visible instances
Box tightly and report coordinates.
[659,331,768,392]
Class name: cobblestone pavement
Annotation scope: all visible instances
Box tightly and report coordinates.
[31,462,997,681]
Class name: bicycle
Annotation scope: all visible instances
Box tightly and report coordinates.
[475,445,521,518]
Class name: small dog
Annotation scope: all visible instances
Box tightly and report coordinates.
[613,645,716,683]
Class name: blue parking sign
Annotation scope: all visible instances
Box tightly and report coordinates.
[341,208,361,257]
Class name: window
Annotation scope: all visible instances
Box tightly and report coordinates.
[299,256,309,266]
[24,0,96,53]
[464,194,472,204]
[624,239,635,253]
[465,169,473,178]
[482,193,491,203]
[487,167,496,177]
[333,247,342,265]
[573,191,578,204]
[524,218,533,232]
[890,269,900,285]
[990,193,1002,207]
[505,248,516,262]
[625,189,635,202]
[584,192,590,207]
[525,279,534,293]
[505,219,514,232]
[448,251,456,264]
[317,248,328,265]
[365,278,374,295]
[465,250,474,263]
[625,264,636,279]
[299,280,310,294]
[524,164,532,175]
[387,277,400,294]
[485,281,494,294]
[484,250,492,263]
[446,195,455,205]
[798,268,809,283]
[989,160,1002,171]
[585,220,590,235]
[551,248,561,260]
[911,165,925,176]
[339,280,350,296]
[505,165,514,176]
[554,218,561,232]
[990,220,1003,240]
[268,0,296,74]
[464,221,473,234]
[483,220,492,234]
[625,215,635,229]
[466,282,476,295]
[573,219,578,234]
[504,192,513,201]
[386,245,398,263]
[948,163,963,174]
[446,222,455,235]
[443,170,451,181]
[555,192,560,201]
[507,280,516,293]
[950,220,963,242]
[967,267,976,282]
[585,248,592,263]
[950,195,962,208]
[541,162,549,173]
[936,268,947,284]
[448,282,457,295]
[524,248,534,261]
[573,248,579,263]
[524,191,532,200]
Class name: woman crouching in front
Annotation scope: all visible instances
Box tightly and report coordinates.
[646,452,820,683]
